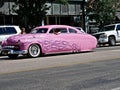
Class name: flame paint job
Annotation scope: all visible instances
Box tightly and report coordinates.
[2,25,97,55]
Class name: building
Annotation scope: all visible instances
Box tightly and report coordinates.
[0,0,19,25]
[0,0,87,29]
[1,0,120,33]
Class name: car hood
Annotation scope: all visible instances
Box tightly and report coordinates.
[92,31,106,35]
[6,34,46,43]
[93,29,115,35]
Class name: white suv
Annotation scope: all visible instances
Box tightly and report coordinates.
[93,23,120,46]
[0,25,21,53]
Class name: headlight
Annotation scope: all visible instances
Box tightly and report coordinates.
[17,40,21,45]
[100,33,107,38]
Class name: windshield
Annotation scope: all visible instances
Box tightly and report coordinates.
[99,25,115,32]
[30,28,48,34]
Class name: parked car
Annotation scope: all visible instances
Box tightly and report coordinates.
[1,25,97,58]
[93,23,120,46]
[74,27,85,33]
[0,25,21,54]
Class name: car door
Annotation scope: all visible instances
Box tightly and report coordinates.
[47,27,84,53]
[116,24,120,41]
[67,28,84,51]
[44,27,72,53]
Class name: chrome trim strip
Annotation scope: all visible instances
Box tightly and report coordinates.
[2,49,28,55]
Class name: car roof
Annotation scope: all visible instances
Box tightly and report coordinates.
[105,23,120,27]
[0,25,20,27]
[34,25,75,29]
[33,25,84,33]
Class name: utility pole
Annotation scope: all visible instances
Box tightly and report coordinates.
[82,0,86,32]
[8,0,10,15]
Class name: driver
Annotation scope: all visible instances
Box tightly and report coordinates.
[54,29,61,35]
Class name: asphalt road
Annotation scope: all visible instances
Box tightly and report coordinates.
[0,46,120,90]
[0,46,120,74]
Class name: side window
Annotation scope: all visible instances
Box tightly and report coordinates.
[49,28,67,33]
[60,28,67,33]
[49,29,54,33]
[116,25,120,30]
[69,28,77,33]
[0,28,5,35]
[37,28,48,33]
[5,27,17,34]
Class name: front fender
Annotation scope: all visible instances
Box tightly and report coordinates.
[20,41,42,51]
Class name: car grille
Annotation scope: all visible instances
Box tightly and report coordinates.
[93,34,102,40]
[3,45,20,50]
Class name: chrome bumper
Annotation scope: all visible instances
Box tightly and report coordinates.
[98,38,108,44]
[2,49,28,55]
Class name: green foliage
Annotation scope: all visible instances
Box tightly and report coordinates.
[87,0,120,27]
[12,0,68,27]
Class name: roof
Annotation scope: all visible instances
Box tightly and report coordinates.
[104,23,120,27]
[0,25,19,27]
[34,25,72,28]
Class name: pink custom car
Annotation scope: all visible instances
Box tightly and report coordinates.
[1,25,97,58]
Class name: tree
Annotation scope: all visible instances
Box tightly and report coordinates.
[87,0,120,27]
[12,0,68,29]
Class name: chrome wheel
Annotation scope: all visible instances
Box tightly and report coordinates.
[28,44,41,58]
[109,37,116,46]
